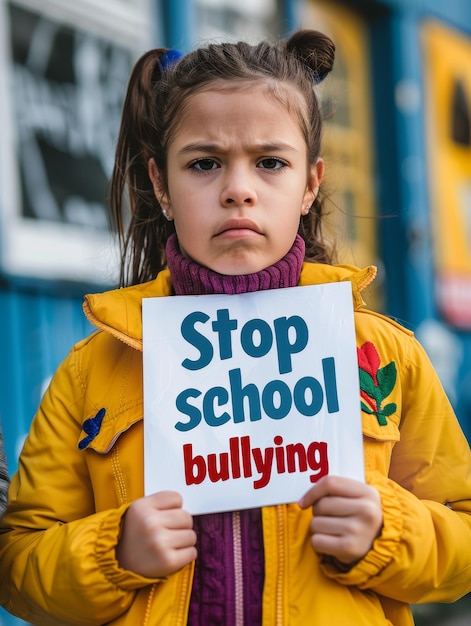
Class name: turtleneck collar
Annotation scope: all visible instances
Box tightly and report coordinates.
[166,233,305,296]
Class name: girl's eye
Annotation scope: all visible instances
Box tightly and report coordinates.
[257,157,287,170]
[190,158,219,172]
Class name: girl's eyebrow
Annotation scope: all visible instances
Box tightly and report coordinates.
[177,141,298,155]
[177,143,220,155]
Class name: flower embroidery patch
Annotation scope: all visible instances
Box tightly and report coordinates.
[357,342,397,426]
[78,408,106,450]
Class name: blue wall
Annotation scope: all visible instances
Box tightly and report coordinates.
[0,284,94,475]
[0,284,93,625]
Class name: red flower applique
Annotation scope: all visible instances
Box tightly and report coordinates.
[357,342,397,426]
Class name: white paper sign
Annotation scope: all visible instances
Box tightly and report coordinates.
[143,283,364,515]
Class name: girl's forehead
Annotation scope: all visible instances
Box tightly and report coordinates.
[193,78,302,102]
[165,79,310,151]
[179,79,307,123]
[177,87,302,133]
[166,87,309,161]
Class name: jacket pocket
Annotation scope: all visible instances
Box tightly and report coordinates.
[78,402,143,453]
[362,413,400,475]
[79,405,145,509]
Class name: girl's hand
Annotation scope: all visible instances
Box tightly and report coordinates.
[298,476,383,567]
[116,491,197,578]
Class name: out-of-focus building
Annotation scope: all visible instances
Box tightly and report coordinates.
[0,1,470,623]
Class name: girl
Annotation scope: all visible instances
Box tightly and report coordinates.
[1,30,471,626]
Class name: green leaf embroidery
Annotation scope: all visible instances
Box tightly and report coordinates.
[380,403,397,418]
[376,362,397,400]
[358,342,397,427]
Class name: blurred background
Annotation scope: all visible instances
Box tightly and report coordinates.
[0,0,470,623]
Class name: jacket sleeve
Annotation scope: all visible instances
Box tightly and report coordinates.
[0,346,158,626]
[321,334,471,603]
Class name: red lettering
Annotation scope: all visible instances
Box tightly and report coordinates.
[229,436,241,478]
[274,435,286,473]
[182,436,329,490]
[286,442,308,473]
[241,435,253,477]
[307,441,329,483]
[208,452,230,482]
[252,446,274,489]
[183,443,206,485]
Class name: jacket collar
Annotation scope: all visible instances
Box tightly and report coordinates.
[83,263,377,351]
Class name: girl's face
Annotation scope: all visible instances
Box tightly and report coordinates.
[149,82,324,275]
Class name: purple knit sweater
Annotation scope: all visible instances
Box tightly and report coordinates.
[166,233,305,625]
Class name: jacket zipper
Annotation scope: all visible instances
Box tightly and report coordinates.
[142,566,193,625]
[233,511,244,626]
[275,505,285,626]
[176,564,193,626]
[143,584,156,626]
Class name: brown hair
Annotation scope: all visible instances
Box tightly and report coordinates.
[110,29,336,287]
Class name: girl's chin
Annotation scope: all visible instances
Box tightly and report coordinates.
[190,244,286,276]
[208,258,274,276]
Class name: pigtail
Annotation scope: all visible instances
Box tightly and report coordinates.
[286,30,335,85]
[109,48,174,287]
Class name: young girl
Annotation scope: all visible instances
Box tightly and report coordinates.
[1,30,471,626]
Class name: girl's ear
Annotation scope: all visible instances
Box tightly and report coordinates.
[148,158,173,219]
[302,158,325,215]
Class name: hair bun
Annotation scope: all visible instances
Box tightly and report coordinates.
[286,30,335,84]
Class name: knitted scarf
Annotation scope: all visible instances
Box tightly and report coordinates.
[166,233,305,625]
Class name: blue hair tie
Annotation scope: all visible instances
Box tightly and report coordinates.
[314,71,328,85]
[160,49,183,71]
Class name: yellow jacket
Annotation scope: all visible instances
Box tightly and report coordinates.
[1,263,471,626]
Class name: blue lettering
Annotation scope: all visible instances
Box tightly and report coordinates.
[273,315,309,375]
[203,386,231,427]
[175,388,202,431]
[322,357,339,413]
[240,318,273,359]
[229,368,262,423]
[181,311,213,370]
[262,379,292,419]
[293,376,324,416]
[211,308,238,360]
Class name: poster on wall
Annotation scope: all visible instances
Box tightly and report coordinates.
[0,1,144,284]
[422,21,471,329]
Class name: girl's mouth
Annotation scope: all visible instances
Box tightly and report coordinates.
[215,219,263,238]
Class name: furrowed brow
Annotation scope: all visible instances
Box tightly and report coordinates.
[255,142,297,153]
[177,141,298,155]
[178,143,220,155]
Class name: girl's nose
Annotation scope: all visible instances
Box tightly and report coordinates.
[220,167,257,208]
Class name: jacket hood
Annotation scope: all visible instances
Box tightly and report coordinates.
[83,263,377,351]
